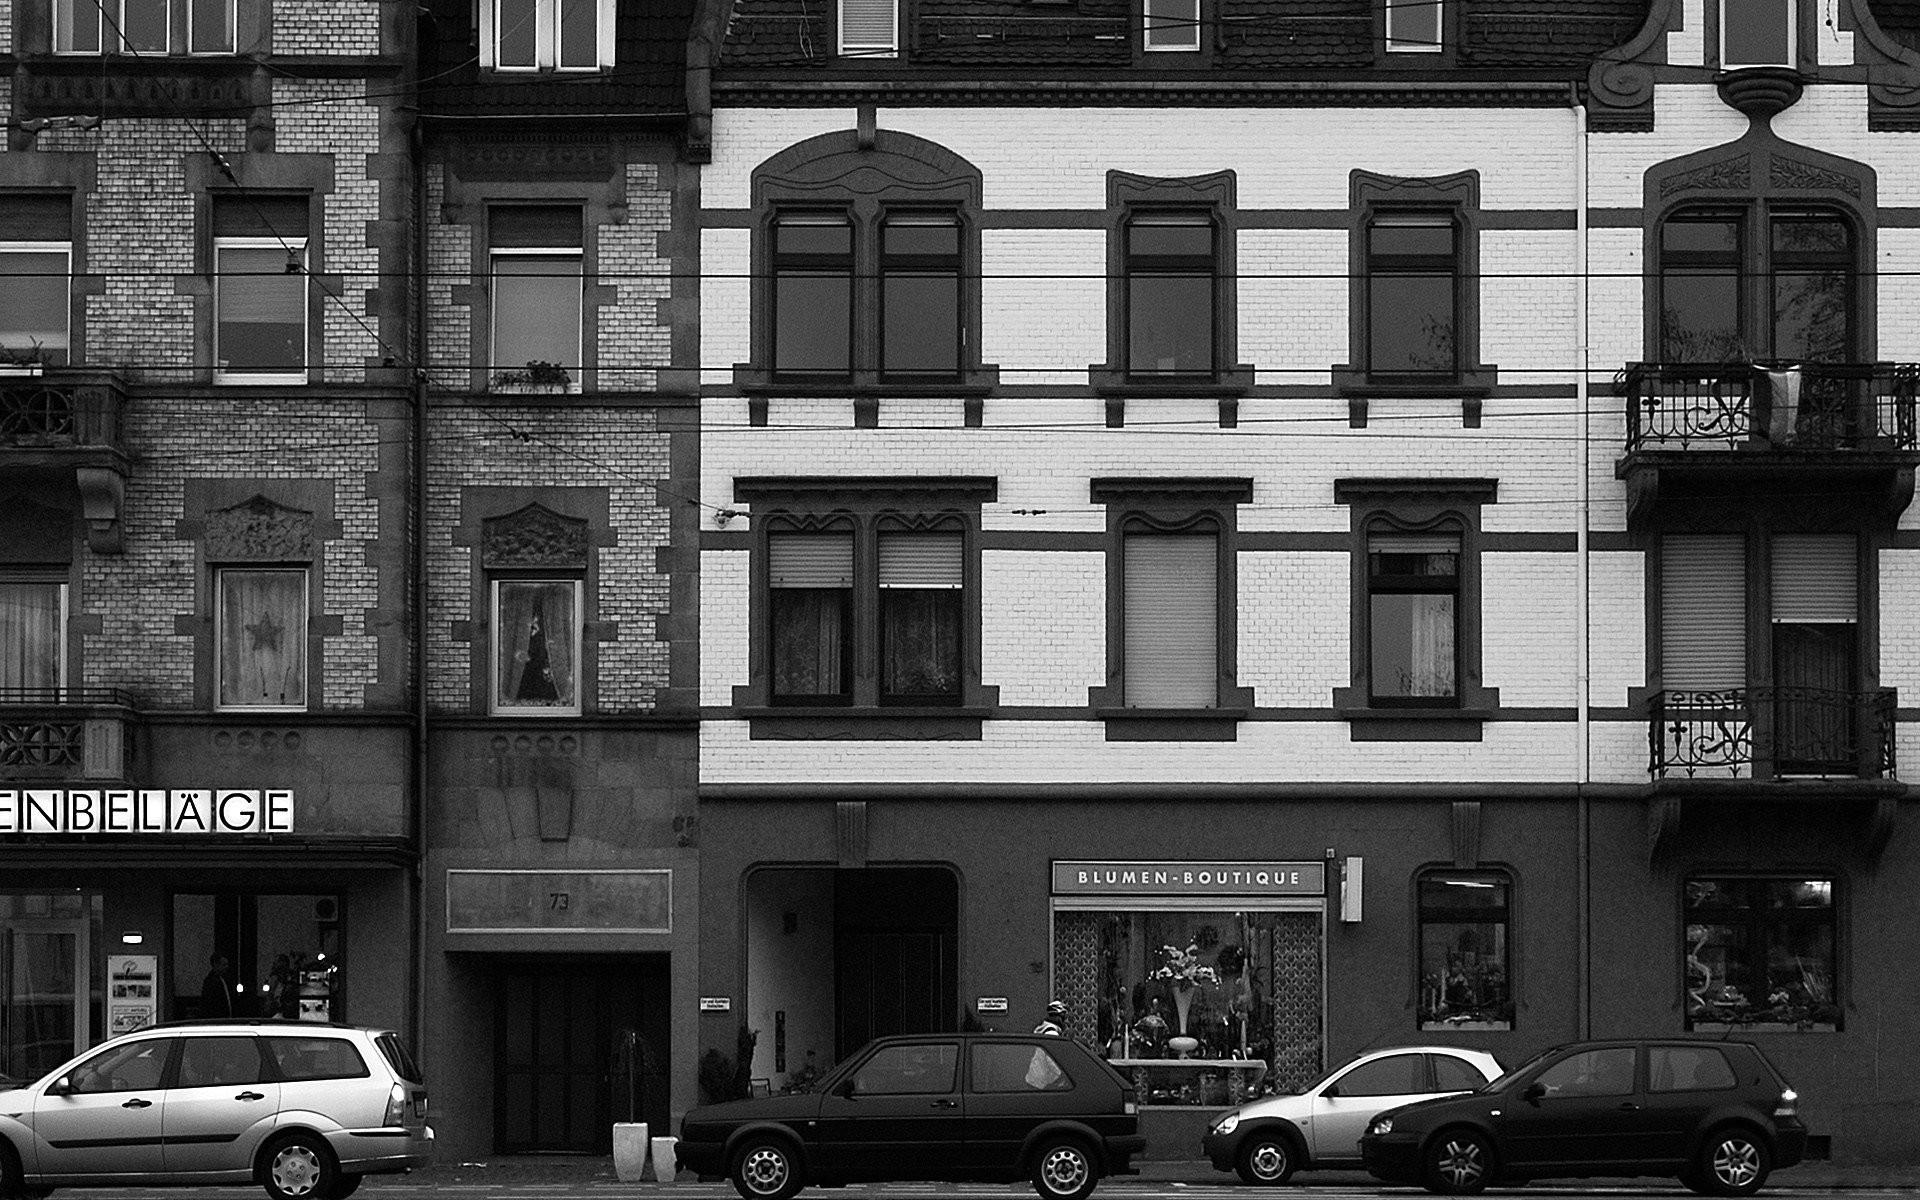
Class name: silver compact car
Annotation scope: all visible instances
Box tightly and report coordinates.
[0,1021,432,1200]
[1202,1046,1501,1185]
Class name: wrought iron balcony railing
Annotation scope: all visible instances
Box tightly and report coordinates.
[0,689,138,780]
[0,373,127,450]
[1649,686,1897,780]
[1620,361,1920,453]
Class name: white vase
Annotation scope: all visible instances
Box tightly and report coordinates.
[612,1123,649,1182]
[651,1135,678,1183]
[1173,986,1194,1035]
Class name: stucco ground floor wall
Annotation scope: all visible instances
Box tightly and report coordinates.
[695,787,1916,1167]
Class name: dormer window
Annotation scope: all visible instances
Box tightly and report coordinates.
[838,0,898,57]
[483,0,614,71]
[1385,0,1441,53]
[1723,0,1795,68]
[1143,0,1200,52]
[54,0,234,53]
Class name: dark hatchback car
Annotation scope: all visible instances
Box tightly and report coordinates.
[678,1033,1144,1200]
[1359,1039,1806,1196]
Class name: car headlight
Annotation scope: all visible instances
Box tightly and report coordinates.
[1212,1112,1240,1136]
[1367,1116,1393,1136]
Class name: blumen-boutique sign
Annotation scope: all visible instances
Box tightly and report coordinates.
[1052,860,1325,896]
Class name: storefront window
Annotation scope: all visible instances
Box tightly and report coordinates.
[1685,877,1838,1031]
[0,892,102,1081]
[1418,871,1512,1030]
[171,893,343,1023]
[1052,907,1323,1105]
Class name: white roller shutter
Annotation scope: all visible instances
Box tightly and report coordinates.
[1662,534,1746,690]
[1123,534,1217,708]
[878,533,962,589]
[839,0,897,53]
[769,532,852,589]
[1771,535,1857,623]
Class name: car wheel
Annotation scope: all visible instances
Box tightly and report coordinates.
[1422,1129,1493,1195]
[1697,1128,1771,1197]
[1031,1137,1099,1200]
[259,1133,340,1200]
[0,1142,25,1200]
[1234,1133,1299,1186]
[731,1138,803,1200]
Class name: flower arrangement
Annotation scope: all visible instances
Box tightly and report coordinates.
[1154,943,1219,991]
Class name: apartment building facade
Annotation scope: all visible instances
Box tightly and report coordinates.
[693,0,1920,1164]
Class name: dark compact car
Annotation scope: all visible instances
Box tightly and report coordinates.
[678,1033,1144,1200]
[1358,1039,1806,1196]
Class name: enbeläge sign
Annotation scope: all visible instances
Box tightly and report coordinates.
[0,790,295,834]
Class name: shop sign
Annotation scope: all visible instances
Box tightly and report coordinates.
[1052,860,1325,896]
[107,954,157,1035]
[0,789,294,834]
[975,997,1009,1013]
[699,997,732,1012]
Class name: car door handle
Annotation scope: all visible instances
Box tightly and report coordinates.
[122,1098,152,1109]
[931,1098,957,1108]
[1617,1102,1641,1111]
[235,1092,266,1101]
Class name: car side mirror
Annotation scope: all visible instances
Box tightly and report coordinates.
[1522,1082,1547,1105]
[45,1075,74,1097]
[1321,1084,1340,1099]
[833,1078,857,1099]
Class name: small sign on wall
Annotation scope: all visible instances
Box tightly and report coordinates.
[107,954,157,1035]
[699,996,732,1012]
[976,997,1008,1014]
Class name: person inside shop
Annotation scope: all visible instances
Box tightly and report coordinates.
[1034,999,1067,1036]
[263,955,299,1019]
[200,953,236,1018]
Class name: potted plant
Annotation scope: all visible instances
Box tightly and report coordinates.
[0,339,51,377]
[489,359,572,393]
[611,1028,658,1182]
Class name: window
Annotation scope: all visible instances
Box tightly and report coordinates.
[1432,1053,1487,1092]
[484,0,612,70]
[1334,478,1498,734]
[54,0,231,51]
[1122,530,1218,708]
[1385,0,1442,52]
[1536,1047,1635,1098]
[838,0,898,56]
[1335,1054,1426,1097]
[0,580,64,694]
[69,1038,172,1093]
[1685,877,1838,1030]
[851,1043,957,1095]
[491,579,581,716]
[215,567,307,711]
[1,195,72,360]
[772,214,853,381]
[178,1037,263,1088]
[213,195,310,384]
[738,478,996,723]
[490,206,583,391]
[1648,1045,1737,1093]
[1368,531,1459,705]
[189,0,235,52]
[1144,0,1200,51]
[265,1037,370,1081]
[1657,533,1869,777]
[1126,212,1216,379]
[1722,0,1793,67]
[1658,208,1855,367]
[1367,214,1458,381]
[880,215,961,380]
[1418,871,1512,1030]
[970,1043,1073,1092]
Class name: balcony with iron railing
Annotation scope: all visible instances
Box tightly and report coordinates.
[1616,361,1920,524]
[0,688,139,782]
[1648,686,1897,781]
[0,369,130,553]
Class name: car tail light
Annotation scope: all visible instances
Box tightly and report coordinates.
[1774,1088,1798,1118]
[1124,1099,1138,1116]
[385,1083,408,1127]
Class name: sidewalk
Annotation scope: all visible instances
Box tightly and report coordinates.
[368,1155,1920,1190]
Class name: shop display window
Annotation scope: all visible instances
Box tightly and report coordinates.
[1685,877,1838,1031]
[171,893,343,1023]
[1417,871,1512,1030]
[1052,908,1322,1105]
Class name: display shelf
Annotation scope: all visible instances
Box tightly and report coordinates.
[1109,1057,1268,1107]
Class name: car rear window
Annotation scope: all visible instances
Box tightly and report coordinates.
[265,1036,371,1082]
[375,1032,424,1084]
[1432,1053,1488,1092]
[1649,1046,1736,1092]
[971,1043,1074,1092]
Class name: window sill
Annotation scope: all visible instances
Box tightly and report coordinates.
[740,706,990,741]
[1339,707,1492,742]
[734,366,1000,396]
[1097,707,1247,742]
[1088,366,1254,397]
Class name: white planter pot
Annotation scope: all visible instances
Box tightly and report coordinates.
[651,1135,678,1183]
[612,1122,649,1182]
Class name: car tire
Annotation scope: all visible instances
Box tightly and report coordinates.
[0,1141,26,1200]
[259,1133,340,1200]
[1421,1129,1494,1195]
[1030,1137,1099,1200]
[1696,1127,1771,1197]
[327,1175,363,1200]
[1234,1133,1299,1186]
[731,1137,804,1200]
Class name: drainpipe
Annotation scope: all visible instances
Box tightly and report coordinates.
[408,111,431,1063]
[1570,84,1592,1042]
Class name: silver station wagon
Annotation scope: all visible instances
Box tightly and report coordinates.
[0,1021,432,1200]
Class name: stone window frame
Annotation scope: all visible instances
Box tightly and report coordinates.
[1333,478,1500,741]
[1088,477,1254,742]
[731,476,999,740]
[486,204,586,393]
[488,577,585,718]
[1413,864,1515,1032]
[1682,872,1842,1032]
[0,162,98,369]
[48,0,250,55]
[1092,172,1251,422]
[738,128,999,416]
[1334,171,1497,422]
[457,491,613,719]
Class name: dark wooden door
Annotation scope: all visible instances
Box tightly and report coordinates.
[835,929,947,1060]
[495,966,620,1153]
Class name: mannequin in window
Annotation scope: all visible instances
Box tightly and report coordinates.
[514,610,560,703]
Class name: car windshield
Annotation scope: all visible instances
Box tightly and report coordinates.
[1477,1045,1562,1093]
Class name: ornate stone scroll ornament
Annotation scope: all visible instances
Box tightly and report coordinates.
[1771,155,1863,197]
[481,502,589,570]
[1585,0,1680,131]
[206,495,315,563]
[1658,156,1751,198]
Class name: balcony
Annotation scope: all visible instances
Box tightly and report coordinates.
[1616,362,1920,525]
[0,689,138,782]
[1648,686,1896,781]
[0,369,130,552]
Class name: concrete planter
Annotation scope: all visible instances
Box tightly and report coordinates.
[651,1135,678,1183]
[612,1123,649,1182]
